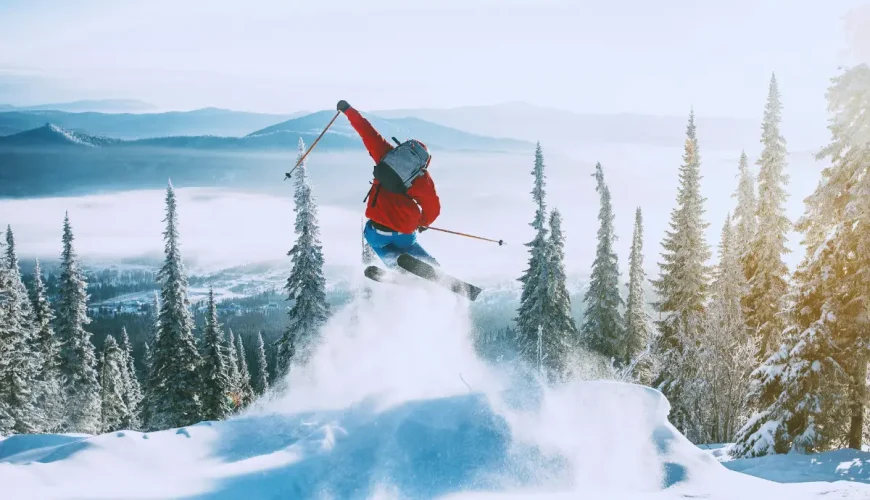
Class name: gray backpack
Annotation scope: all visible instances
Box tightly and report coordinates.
[372,137,430,194]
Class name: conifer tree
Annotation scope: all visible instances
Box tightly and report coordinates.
[235,334,255,407]
[735,64,870,455]
[732,151,758,271]
[0,226,40,433]
[624,208,651,370]
[254,332,269,396]
[140,292,159,430]
[650,113,712,436]
[695,215,757,443]
[99,336,132,433]
[581,162,625,361]
[277,138,330,375]
[743,73,791,358]
[30,259,64,432]
[199,287,232,421]
[55,213,101,434]
[118,327,142,429]
[226,329,241,394]
[515,142,550,365]
[540,209,577,380]
[148,182,202,429]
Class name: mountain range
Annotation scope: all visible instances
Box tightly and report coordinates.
[0,107,305,139]
[0,111,531,153]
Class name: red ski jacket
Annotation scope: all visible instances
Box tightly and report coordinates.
[344,106,440,234]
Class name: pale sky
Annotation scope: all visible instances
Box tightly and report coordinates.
[1,0,869,117]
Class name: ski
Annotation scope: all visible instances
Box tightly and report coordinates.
[364,265,417,287]
[396,254,482,301]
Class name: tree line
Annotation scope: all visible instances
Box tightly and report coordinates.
[506,65,870,457]
[0,193,271,434]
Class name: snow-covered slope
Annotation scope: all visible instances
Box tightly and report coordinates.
[2,283,870,499]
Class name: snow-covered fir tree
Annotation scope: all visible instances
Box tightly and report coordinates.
[623,207,652,380]
[148,182,202,430]
[734,64,870,456]
[0,226,40,434]
[55,213,101,434]
[99,335,132,433]
[30,258,64,432]
[118,327,142,429]
[199,287,233,421]
[692,215,757,444]
[541,209,577,381]
[254,332,269,396]
[226,329,241,396]
[732,151,758,280]
[743,73,791,359]
[140,292,160,430]
[235,333,254,407]
[650,114,712,440]
[515,142,551,366]
[276,138,330,376]
[581,162,625,362]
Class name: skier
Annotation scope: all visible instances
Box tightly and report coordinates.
[337,99,441,269]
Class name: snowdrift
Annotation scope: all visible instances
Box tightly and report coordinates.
[2,281,870,499]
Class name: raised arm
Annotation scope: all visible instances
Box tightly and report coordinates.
[338,101,393,163]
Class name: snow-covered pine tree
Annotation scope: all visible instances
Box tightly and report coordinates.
[118,327,142,429]
[276,138,330,376]
[99,335,132,433]
[732,151,758,282]
[734,65,870,456]
[199,287,232,421]
[581,162,625,362]
[743,73,792,359]
[254,332,269,396]
[515,142,551,366]
[624,207,652,380]
[30,258,64,432]
[55,213,101,434]
[541,209,577,381]
[140,292,159,430]
[226,329,241,395]
[650,114,712,439]
[0,226,40,433]
[696,215,757,443]
[235,333,254,407]
[148,182,203,430]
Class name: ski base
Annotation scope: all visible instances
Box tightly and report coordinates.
[396,254,482,301]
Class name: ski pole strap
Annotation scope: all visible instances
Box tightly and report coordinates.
[425,226,505,246]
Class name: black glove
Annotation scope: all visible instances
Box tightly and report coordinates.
[337,100,350,112]
[418,226,429,233]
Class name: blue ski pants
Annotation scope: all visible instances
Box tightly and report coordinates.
[363,220,439,269]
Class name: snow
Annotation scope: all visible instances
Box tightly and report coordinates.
[4,285,870,499]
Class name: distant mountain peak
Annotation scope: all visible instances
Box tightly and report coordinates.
[0,122,119,147]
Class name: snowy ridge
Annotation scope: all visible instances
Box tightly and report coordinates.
[0,123,122,147]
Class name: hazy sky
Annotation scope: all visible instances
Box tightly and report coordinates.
[1,0,868,117]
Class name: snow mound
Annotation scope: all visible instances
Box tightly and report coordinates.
[710,444,870,484]
[3,282,870,499]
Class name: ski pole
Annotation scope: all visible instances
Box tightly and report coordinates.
[424,226,505,246]
[284,110,341,180]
